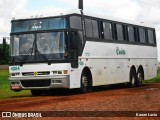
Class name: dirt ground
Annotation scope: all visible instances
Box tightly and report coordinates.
[0,83,160,120]
[0,65,8,70]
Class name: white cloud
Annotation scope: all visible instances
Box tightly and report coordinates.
[14,8,68,19]
[59,0,140,20]
[0,0,27,43]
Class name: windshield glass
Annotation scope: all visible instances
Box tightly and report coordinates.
[37,32,65,54]
[10,32,68,63]
[11,34,35,56]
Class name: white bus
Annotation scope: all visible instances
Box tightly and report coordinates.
[9,9,158,96]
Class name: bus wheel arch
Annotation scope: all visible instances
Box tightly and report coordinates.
[128,66,136,87]
[80,67,93,93]
[136,65,144,87]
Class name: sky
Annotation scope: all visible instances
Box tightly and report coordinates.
[0,0,160,60]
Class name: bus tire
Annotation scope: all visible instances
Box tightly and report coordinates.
[80,73,88,94]
[80,68,92,94]
[136,69,143,87]
[128,68,136,87]
[31,90,42,96]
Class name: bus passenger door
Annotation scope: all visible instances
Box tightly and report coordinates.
[70,31,78,68]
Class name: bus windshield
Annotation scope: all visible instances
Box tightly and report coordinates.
[10,32,69,63]
[9,15,83,64]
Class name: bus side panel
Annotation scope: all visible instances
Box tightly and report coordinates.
[69,64,84,89]
[81,41,157,87]
[145,59,158,80]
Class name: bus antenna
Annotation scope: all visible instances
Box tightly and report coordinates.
[79,0,83,10]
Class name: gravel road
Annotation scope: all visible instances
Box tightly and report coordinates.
[0,83,160,120]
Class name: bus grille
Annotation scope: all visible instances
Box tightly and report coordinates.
[22,71,50,76]
[21,80,51,87]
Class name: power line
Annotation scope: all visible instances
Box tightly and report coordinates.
[143,0,160,6]
[136,0,160,8]
[135,0,160,8]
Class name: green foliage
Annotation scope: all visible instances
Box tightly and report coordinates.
[143,68,160,83]
[0,70,9,89]
[0,89,31,99]
[0,40,9,65]
[0,70,31,99]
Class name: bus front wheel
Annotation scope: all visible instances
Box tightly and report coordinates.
[80,74,88,93]
[80,68,92,94]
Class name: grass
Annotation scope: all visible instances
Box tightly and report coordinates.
[0,68,160,99]
[0,70,31,99]
[143,68,160,83]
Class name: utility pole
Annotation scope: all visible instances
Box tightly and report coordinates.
[79,0,83,10]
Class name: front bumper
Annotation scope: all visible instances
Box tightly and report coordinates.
[9,75,70,90]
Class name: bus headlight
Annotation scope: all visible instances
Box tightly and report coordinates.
[53,71,62,75]
[52,70,68,75]
[11,73,20,76]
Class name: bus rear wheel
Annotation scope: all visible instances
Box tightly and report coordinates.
[128,68,136,87]
[136,70,143,87]
[31,90,42,96]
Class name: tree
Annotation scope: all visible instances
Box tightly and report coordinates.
[0,44,2,58]
[3,38,6,53]
[0,38,9,64]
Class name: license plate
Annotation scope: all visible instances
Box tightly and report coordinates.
[11,85,21,90]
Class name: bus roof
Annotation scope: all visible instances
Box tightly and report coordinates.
[12,9,154,28]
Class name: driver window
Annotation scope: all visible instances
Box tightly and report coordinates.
[70,31,84,56]
[70,32,78,60]
[70,32,78,50]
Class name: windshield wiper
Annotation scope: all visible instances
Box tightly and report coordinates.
[20,42,35,66]
[35,48,51,65]
[20,41,51,65]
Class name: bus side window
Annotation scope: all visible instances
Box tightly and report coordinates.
[91,20,99,38]
[112,23,117,40]
[70,16,82,30]
[147,29,155,44]
[138,27,146,43]
[85,19,99,39]
[127,25,135,42]
[85,19,93,38]
[116,23,124,41]
[123,25,128,41]
[100,21,104,39]
[103,21,113,40]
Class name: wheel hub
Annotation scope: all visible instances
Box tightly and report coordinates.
[82,76,88,87]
